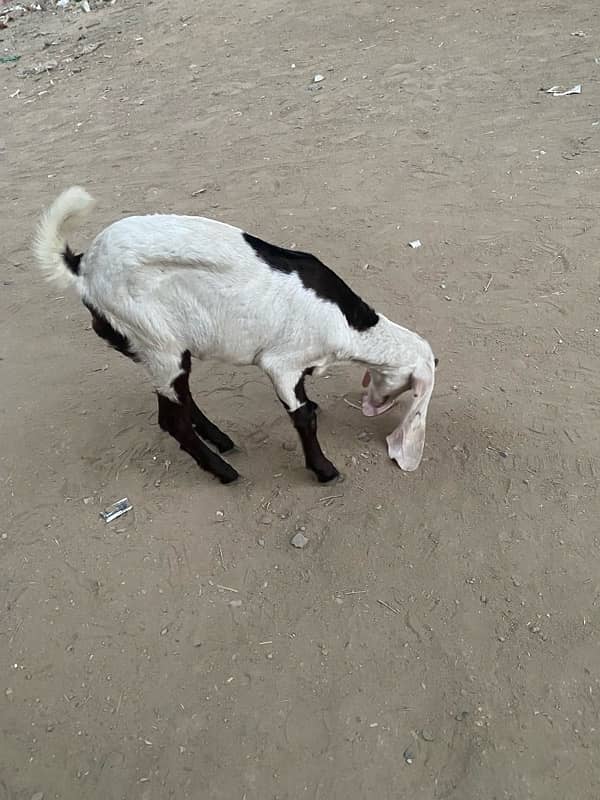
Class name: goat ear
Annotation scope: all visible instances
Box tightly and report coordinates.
[386,363,434,471]
[362,370,371,388]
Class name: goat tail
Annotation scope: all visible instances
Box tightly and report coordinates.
[33,186,96,288]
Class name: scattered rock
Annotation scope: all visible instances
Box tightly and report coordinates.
[455,710,468,721]
[313,73,324,83]
[291,532,308,548]
[421,728,435,741]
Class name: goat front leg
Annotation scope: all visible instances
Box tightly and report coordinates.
[269,369,339,483]
[152,352,238,484]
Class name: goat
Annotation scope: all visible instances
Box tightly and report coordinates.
[34,187,437,484]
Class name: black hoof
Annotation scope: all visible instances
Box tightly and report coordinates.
[315,464,340,483]
[218,465,239,484]
[215,435,236,454]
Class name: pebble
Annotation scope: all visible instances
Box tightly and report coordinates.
[313,74,325,82]
[455,710,468,721]
[31,794,44,800]
[257,538,265,547]
[282,441,296,451]
[291,532,308,549]
[229,599,242,608]
[403,748,415,764]
[421,728,435,742]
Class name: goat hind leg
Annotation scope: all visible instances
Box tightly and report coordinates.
[152,352,238,484]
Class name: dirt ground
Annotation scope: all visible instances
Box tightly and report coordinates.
[2,0,600,797]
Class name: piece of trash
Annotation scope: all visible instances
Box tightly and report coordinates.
[545,84,581,96]
[313,73,325,83]
[100,497,132,523]
[21,59,58,76]
[74,42,104,58]
[291,532,308,548]
[81,0,91,10]
[403,748,415,765]
[191,188,206,196]
[570,30,586,37]
[0,55,21,63]
[408,239,422,249]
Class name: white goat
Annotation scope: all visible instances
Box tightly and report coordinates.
[34,187,437,484]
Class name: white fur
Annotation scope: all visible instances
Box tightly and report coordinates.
[33,186,95,287]
[34,187,436,469]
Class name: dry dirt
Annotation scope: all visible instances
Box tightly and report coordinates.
[2,0,600,798]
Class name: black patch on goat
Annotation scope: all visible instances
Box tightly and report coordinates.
[83,301,140,362]
[243,232,379,332]
[63,245,82,276]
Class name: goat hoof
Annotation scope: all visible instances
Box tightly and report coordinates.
[315,465,340,483]
[216,436,236,454]
[218,465,239,484]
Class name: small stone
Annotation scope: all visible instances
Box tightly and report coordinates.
[530,625,541,634]
[229,599,242,608]
[160,626,169,636]
[421,728,435,742]
[257,538,265,547]
[511,576,521,587]
[1,533,7,540]
[455,711,468,721]
[282,441,296,451]
[313,73,325,82]
[403,748,415,764]
[291,532,308,549]
[31,793,44,800]
[5,688,13,697]
[480,594,488,604]
[216,510,224,520]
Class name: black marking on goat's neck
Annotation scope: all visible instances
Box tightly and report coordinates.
[243,232,379,332]
[63,245,82,276]
[83,301,140,362]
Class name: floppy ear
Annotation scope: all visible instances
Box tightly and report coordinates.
[386,362,434,471]
[362,370,371,388]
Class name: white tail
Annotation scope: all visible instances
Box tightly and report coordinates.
[33,186,96,287]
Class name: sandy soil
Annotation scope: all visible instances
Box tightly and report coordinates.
[2,0,600,798]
